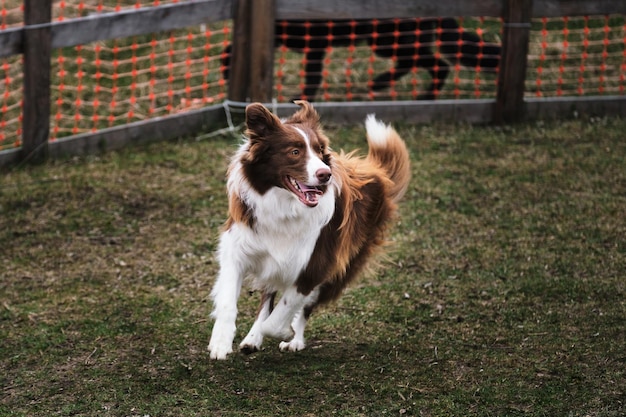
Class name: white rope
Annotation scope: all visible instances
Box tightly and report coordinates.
[194,100,244,141]
[194,99,282,141]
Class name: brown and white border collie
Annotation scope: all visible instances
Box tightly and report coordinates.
[208,101,410,360]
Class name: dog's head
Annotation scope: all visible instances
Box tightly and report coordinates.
[241,101,333,208]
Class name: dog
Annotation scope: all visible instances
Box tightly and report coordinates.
[208,101,410,359]
[222,17,500,100]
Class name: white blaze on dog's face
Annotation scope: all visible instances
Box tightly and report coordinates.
[241,102,333,208]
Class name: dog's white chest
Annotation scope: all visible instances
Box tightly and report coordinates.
[256,230,319,285]
[222,219,320,289]
[222,187,335,289]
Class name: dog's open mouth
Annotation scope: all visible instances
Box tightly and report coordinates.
[284,176,325,207]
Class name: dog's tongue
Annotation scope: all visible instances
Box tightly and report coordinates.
[297,181,322,194]
[296,180,322,207]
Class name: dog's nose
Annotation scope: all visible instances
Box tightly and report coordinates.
[316,168,332,183]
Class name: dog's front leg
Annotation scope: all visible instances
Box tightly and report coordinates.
[239,291,276,354]
[260,285,309,341]
[278,308,308,352]
[261,286,320,345]
[208,235,245,360]
[208,266,243,359]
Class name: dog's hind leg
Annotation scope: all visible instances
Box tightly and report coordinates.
[457,34,500,70]
[278,309,307,352]
[419,59,450,100]
[221,43,232,80]
[298,50,326,101]
[370,56,414,93]
[371,43,453,100]
[279,303,315,352]
[239,291,276,354]
[371,54,449,100]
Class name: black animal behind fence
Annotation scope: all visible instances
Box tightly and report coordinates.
[223,17,501,100]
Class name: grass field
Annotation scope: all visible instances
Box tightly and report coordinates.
[1,115,625,416]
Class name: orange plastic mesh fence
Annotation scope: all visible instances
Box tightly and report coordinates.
[528,15,626,97]
[0,0,22,29]
[0,0,23,150]
[49,26,230,140]
[0,56,22,149]
[49,0,231,141]
[0,4,625,152]
[0,0,231,152]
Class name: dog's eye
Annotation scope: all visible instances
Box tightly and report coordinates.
[291,149,300,156]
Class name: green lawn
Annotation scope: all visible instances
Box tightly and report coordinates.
[1,116,625,416]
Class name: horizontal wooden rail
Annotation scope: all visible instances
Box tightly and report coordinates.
[0,27,22,58]
[532,0,626,17]
[0,0,233,58]
[275,0,503,19]
[263,96,626,125]
[51,0,233,49]
[1,104,228,166]
[275,0,626,19]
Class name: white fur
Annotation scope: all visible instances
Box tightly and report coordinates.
[278,289,317,352]
[294,126,331,185]
[208,140,337,360]
[365,114,393,146]
[239,293,272,352]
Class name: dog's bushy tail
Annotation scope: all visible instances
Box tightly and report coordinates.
[365,115,411,203]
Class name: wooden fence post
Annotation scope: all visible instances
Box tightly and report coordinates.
[227,0,251,102]
[249,0,275,102]
[227,0,275,103]
[494,0,533,124]
[22,0,52,163]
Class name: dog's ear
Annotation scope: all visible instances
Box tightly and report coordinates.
[287,100,320,127]
[245,102,281,140]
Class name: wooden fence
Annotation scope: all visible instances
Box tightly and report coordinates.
[1,0,625,167]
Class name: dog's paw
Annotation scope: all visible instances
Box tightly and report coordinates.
[208,342,233,360]
[239,344,260,355]
[208,329,234,360]
[279,339,306,352]
[239,331,263,355]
